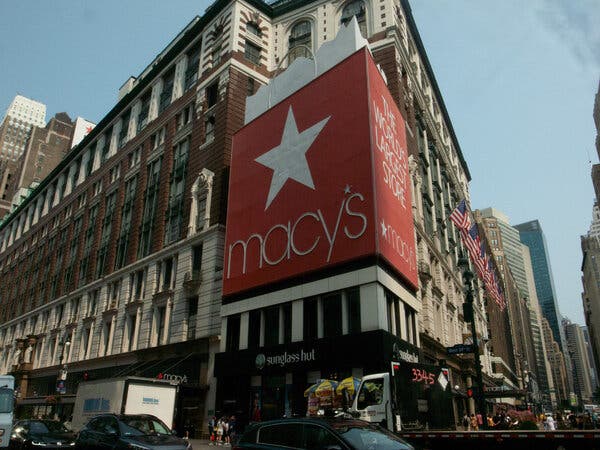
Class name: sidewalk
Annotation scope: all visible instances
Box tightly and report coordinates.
[188,439,230,450]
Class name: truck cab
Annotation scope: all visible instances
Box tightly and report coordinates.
[351,372,394,431]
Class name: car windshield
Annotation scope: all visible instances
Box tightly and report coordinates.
[121,417,171,436]
[30,421,68,434]
[334,424,412,450]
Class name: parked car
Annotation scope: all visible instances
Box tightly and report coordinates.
[10,419,76,449]
[233,417,414,450]
[75,413,192,450]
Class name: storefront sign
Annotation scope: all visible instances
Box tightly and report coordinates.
[255,349,316,370]
[224,49,417,297]
[392,342,419,363]
[160,373,188,384]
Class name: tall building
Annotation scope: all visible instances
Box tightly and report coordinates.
[582,79,600,398]
[1,113,76,215]
[564,318,595,404]
[582,327,599,394]
[515,221,568,354]
[479,208,555,409]
[0,96,47,214]
[542,318,569,407]
[0,0,506,430]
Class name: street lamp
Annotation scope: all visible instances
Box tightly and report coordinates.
[56,337,71,394]
[458,252,487,428]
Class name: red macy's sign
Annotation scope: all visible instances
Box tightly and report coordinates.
[223,49,417,297]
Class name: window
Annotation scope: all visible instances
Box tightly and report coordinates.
[247,22,261,37]
[341,1,367,37]
[155,306,167,346]
[129,146,141,169]
[264,307,279,347]
[187,297,198,340]
[206,82,219,109]
[245,41,261,65]
[96,192,117,277]
[323,293,342,338]
[126,313,137,352]
[346,287,361,334]
[115,176,137,269]
[138,93,151,132]
[109,164,121,184]
[159,68,175,113]
[212,45,222,67]
[226,314,241,351]
[151,127,166,150]
[101,320,112,356]
[247,78,255,97]
[248,310,261,349]
[283,303,292,344]
[205,116,215,143]
[165,138,189,243]
[289,20,312,63]
[184,43,201,91]
[118,110,131,148]
[92,180,102,197]
[130,268,145,302]
[303,297,318,341]
[138,158,162,258]
[176,104,193,131]
[100,128,112,164]
[192,244,203,279]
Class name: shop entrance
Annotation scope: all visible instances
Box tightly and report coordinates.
[262,375,285,421]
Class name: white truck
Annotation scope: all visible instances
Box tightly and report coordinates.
[350,361,454,431]
[0,375,14,448]
[72,376,178,432]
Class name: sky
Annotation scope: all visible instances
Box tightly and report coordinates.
[1,1,599,325]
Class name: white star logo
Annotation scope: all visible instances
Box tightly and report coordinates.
[381,219,387,238]
[255,106,330,210]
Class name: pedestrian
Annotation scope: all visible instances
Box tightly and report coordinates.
[469,413,479,431]
[216,417,224,445]
[486,414,494,428]
[462,414,469,431]
[229,415,237,444]
[546,414,555,431]
[208,416,216,445]
[222,417,230,446]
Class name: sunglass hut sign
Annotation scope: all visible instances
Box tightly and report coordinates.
[224,50,417,296]
[256,349,317,370]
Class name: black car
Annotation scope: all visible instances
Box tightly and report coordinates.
[10,419,76,449]
[75,414,192,450]
[233,417,413,450]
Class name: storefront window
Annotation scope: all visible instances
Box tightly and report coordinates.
[248,310,261,349]
[226,314,240,351]
[346,287,361,334]
[323,293,342,338]
[264,307,279,347]
[283,303,292,343]
[303,297,318,341]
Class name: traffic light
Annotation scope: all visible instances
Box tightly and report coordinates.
[157,372,164,380]
[82,371,89,381]
[466,388,474,398]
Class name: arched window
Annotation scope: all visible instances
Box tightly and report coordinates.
[341,0,367,37]
[247,22,261,37]
[288,20,312,63]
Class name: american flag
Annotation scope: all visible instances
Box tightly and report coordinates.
[449,199,470,231]
[462,224,481,260]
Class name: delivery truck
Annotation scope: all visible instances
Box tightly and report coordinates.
[350,361,454,431]
[71,376,178,432]
[0,375,14,448]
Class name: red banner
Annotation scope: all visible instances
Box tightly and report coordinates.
[224,49,417,297]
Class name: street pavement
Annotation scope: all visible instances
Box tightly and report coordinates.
[188,439,227,450]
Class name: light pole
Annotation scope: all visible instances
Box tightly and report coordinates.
[458,252,487,427]
[56,337,70,394]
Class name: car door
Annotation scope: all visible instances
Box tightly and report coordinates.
[303,424,347,450]
[96,416,121,449]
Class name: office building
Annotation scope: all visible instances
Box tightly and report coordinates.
[564,319,595,404]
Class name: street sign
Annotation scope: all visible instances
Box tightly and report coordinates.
[446,344,474,355]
